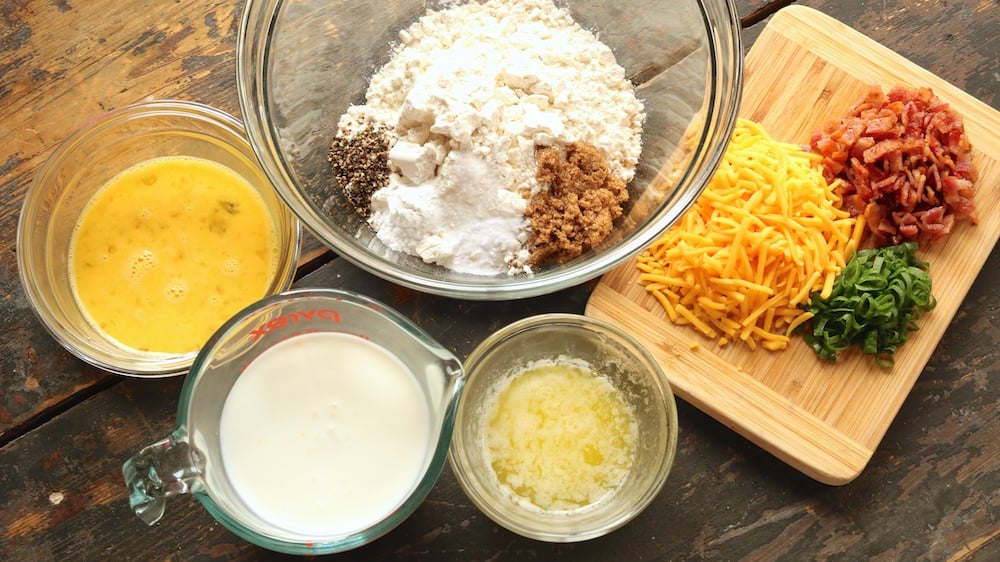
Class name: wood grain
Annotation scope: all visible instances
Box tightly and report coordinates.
[585,5,1000,485]
[1,1,997,559]
[0,0,331,442]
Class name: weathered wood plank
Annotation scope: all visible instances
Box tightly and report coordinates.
[801,0,999,110]
[0,0,333,442]
[0,0,997,559]
[742,1,1000,107]
[0,259,594,560]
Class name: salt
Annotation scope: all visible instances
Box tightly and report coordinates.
[369,150,531,275]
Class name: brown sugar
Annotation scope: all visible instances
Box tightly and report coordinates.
[527,142,629,265]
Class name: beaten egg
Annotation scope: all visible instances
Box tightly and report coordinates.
[69,156,279,354]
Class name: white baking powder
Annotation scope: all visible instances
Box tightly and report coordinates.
[338,0,645,275]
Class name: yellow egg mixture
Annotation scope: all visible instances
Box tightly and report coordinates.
[70,156,279,354]
[484,361,638,511]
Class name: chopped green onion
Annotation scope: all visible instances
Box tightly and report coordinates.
[797,242,935,368]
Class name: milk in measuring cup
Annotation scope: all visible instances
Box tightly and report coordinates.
[219,331,432,537]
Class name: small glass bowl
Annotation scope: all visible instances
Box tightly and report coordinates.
[448,313,678,542]
[237,0,741,300]
[16,100,302,377]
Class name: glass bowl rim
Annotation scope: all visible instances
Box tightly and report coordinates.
[236,0,743,300]
[446,312,680,542]
[16,99,303,377]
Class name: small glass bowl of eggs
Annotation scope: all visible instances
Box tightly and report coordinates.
[17,100,301,377]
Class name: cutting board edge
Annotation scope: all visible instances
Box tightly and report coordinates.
[585,282,873,486]
[585,4,1000,485]
[762,5,1000,138]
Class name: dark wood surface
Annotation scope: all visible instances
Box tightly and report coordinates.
[1,0,997,560]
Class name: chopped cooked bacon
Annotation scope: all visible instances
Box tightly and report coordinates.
[809,85,978,246]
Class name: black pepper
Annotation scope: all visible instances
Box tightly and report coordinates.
[328,125,390,218]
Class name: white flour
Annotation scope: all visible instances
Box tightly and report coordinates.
[338,0,645,275]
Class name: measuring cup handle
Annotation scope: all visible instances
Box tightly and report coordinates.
[122,435,205,525]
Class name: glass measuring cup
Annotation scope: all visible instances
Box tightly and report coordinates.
[122,288,465,554]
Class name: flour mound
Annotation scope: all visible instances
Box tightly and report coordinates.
[337,0,645,275]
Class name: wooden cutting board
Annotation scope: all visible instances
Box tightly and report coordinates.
[585,5,1000,485]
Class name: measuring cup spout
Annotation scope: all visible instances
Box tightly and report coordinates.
[443,358,464,384]
[122,434,205,525]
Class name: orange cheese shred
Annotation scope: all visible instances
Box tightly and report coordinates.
[637,118,864,351]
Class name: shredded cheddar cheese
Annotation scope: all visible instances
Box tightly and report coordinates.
[637,119,865,351]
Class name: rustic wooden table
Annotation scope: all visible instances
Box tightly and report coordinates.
[1,1,997,560]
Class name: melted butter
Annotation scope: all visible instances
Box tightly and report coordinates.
[483,360,638,511]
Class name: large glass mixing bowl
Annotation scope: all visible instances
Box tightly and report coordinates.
[237,0,741,300]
